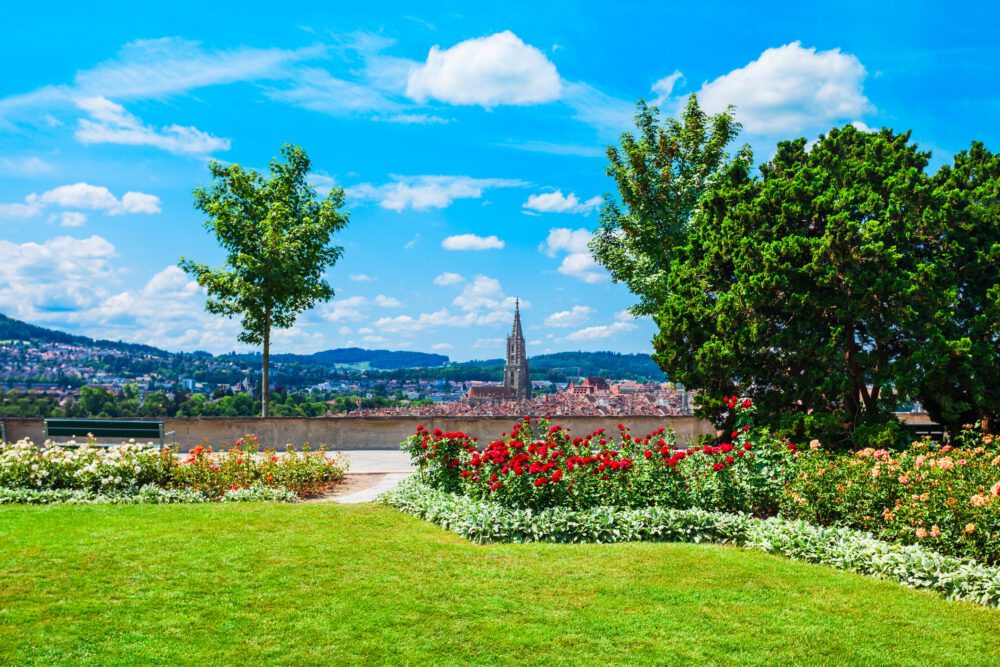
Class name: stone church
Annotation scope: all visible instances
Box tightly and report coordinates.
[466,299,531,403]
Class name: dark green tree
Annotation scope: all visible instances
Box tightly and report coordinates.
[655,126,940,439]
[590,95,744,316]
[180,145,349,417]
[910,143,1000,432]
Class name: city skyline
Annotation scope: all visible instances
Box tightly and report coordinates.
[2,2,997,360]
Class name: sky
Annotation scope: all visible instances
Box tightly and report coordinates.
[1,1,997,361]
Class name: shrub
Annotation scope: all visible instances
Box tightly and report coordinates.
[0,436,348,501]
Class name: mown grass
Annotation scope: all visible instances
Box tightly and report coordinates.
[1,502,998,666]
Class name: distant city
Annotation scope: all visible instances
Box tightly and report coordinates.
[0,310,688,417]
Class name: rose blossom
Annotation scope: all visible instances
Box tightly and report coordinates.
[915,527,927,539]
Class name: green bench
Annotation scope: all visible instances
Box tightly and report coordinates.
[44,419,175,447]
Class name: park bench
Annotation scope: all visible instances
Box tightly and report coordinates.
[902,422,947,443]
[43,419,175,447]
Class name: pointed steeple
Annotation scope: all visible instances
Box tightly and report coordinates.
[503,298,531,399]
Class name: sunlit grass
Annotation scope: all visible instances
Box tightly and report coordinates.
[1,502,998,665]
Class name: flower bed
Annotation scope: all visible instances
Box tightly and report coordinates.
[399,399,1000,564]
[380,477,1000,608]
[0,434,348,503]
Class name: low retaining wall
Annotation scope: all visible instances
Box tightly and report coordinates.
[0,415,715,451]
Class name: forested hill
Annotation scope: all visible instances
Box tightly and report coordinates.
[463,351,665,381]
[0,313,168,357]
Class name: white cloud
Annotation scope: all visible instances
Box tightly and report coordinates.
[349,273,373,282]
[363,335,388,344]
[615,309,637,322]
[338,326,352,336]
[433,272,464,286]
[523,190,601,215]
[318,296,368,322]
[441,234,505,251]
[75,97,231,156]
[406,31,561,107]
[0,235,120,320]
[347,174,526,212]
[38,182,161,215]
[473,337,505,349]
[851,120,876,132]
[651,71,683,106]
[74,37,322,101]
[0,182,160,224]
[691,41,871,135]
[431,342,452,350]
[58,211,87,227]
[540,227,606,284]
[565,321,637,341]
[561,82,635,137]
[0,200,43,220]
[545,306,592,328]
[453,275,518,312]
[375,294,403,307]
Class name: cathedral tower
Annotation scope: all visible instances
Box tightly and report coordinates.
[503,299,531,399]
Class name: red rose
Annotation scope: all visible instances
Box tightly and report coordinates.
[725,456,735,465]
[644,450,652,459]
[713,462,725,471]
[534,477,548,487]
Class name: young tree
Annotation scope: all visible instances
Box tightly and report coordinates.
[180,145,349,417]
[590,95,744,316]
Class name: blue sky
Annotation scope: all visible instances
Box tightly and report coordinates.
[1,1,997,361]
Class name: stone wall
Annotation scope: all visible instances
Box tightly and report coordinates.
[0,415,716,451]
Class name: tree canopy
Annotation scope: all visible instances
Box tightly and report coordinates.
[601,97,1000,441]
[179,145,349,417]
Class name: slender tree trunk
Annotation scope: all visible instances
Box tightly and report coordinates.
[261,308,270,418]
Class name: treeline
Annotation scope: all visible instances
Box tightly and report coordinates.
[0,387,432,420]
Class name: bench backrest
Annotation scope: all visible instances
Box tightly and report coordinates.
[45,419,164,441]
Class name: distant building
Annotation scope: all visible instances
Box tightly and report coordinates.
[503,299,532,400]
[566,377,610,395]
[466,300,531,403]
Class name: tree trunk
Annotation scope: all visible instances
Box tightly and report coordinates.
[261,308,270,418]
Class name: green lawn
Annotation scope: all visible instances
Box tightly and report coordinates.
[1,503,998,666]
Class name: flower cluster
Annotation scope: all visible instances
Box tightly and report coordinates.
[400,400,1000,565]
[402,399,800,512]
[0,436,348,501]
[784,435,1000,564]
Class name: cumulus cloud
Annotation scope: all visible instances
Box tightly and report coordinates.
[375,294,403,307]
[431,342,452,350]
[38,182,161,214]
[565,321,637,341]
[441,234,505,251]
[349,273,373,282]
[0,235,119,319]
[433,272,464,286]
[691,41,871,135]
[57,211,87,227]
[406,31,562,107]
[452,275,518,312]
[75,96,231,155]
[523,190,601,215]
[347,174,526,211]
[545,306,592,328]
[0,182,160,224]
[318,295,369,322]
[540,227,606,284]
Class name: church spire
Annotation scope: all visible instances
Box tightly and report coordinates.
[503,298,531,399]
